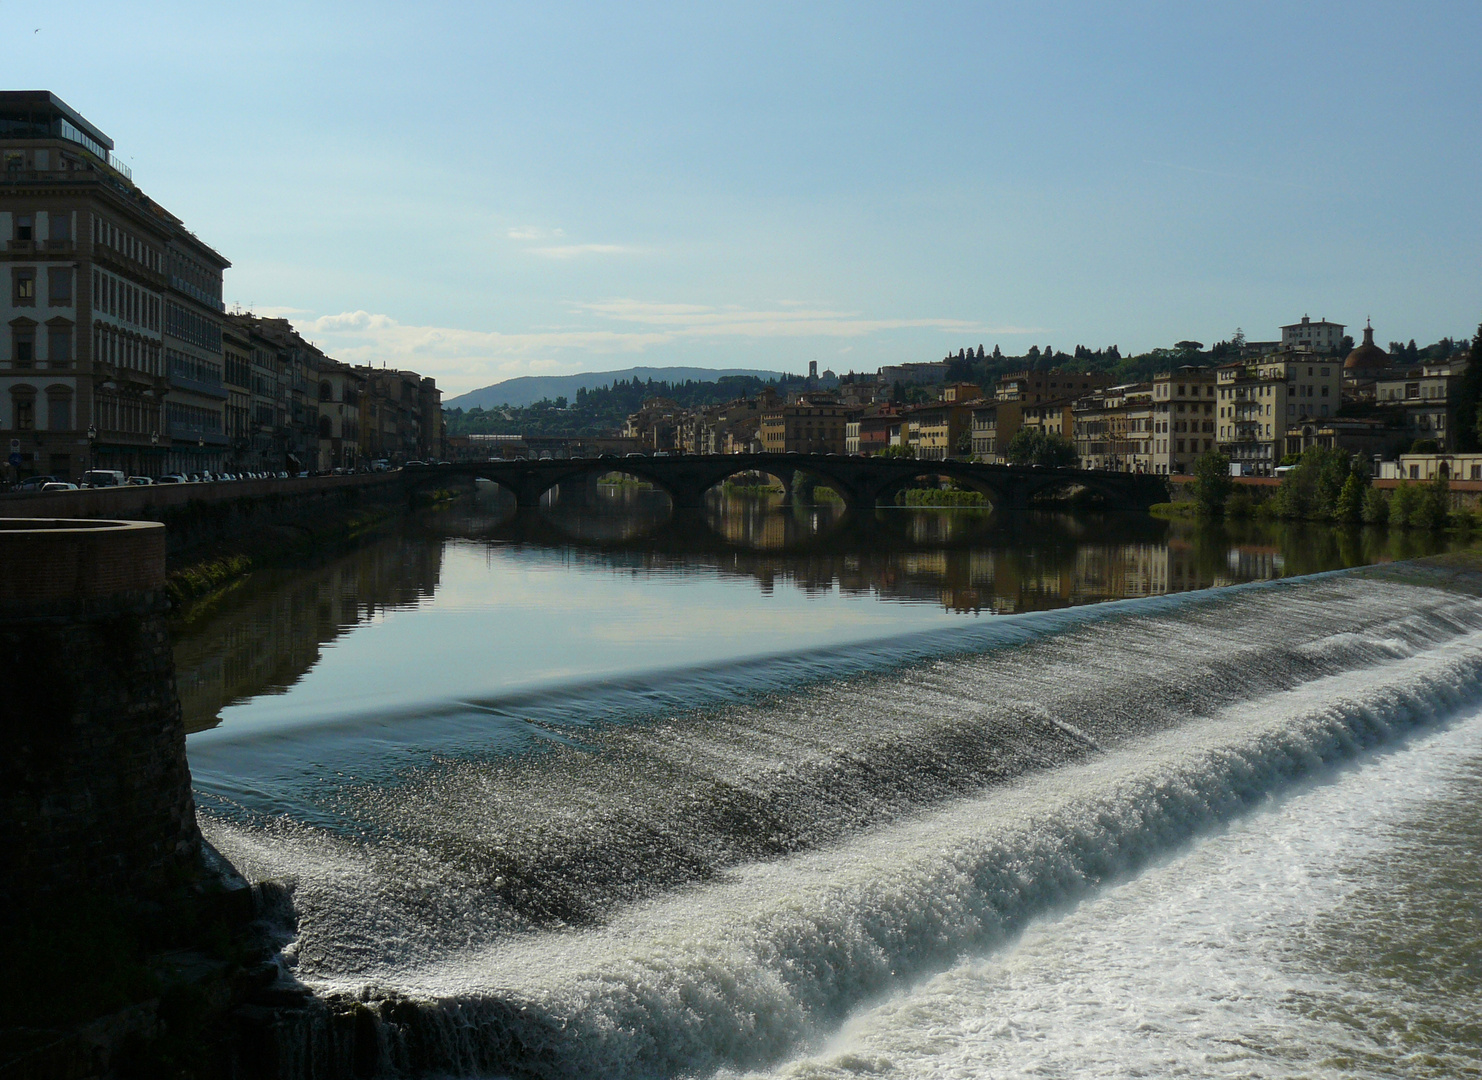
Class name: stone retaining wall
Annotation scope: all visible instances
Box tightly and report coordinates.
[0,473,409,556]
[0,519,199,907]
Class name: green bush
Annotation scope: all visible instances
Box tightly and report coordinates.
[1225,489,1256,519]
[1361,486,1390,525]
[1418,471,1451,530]
[1272,446,1354,520]
[1334,473,1365,522]
[901,487,988,506]
[1390,480,1418,526]
[1191,450,1234,515]
[1006,427,1078,467]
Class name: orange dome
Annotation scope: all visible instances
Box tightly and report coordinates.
[1345,321,1388,374]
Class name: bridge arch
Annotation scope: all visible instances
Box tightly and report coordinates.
[1011,469,1148,509]
[868,465,1004,510]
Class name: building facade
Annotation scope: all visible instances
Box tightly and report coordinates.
[1073,384,1154,472]
[1280,315,1345,354]
[2,92,178,480]
[1150,368,1218,475]
[758,401,850,454]
[1216,351,1343,474]
[162,230,230,475]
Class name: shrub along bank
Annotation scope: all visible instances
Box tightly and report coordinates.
[1189,447,1472,531]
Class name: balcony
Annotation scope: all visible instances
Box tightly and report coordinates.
[166,421,229,446]
[168,275,225,313]
[168,371,229,400]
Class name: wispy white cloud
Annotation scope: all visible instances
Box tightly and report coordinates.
[288,300,1038,394]
[506,226,566,241]
[527,243,638,259]
[505,226,638,258]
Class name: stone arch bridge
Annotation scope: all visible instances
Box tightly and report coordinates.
[412,455,1168,513]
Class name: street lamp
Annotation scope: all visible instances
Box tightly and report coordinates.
[87,424,97,471]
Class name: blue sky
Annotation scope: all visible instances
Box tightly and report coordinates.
[7,2,1480,394]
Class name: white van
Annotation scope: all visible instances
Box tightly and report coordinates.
[80,469,128,488]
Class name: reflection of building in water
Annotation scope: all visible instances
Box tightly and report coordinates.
[1225,543,1283,582]
[174,536,442,733]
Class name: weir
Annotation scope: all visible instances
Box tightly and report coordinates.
[197,556,1482,1079]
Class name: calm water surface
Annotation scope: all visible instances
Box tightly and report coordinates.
[175,487,1465,740]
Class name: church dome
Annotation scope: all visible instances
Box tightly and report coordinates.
[1345,320,1388,374]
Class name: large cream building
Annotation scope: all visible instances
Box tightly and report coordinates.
[1216,351,1344,474]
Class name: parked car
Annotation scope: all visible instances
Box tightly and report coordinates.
[15,475,59,491]
[41,481,79,491]
[80,469,127,488]
[155,474,186,484]
[126,476,153,486]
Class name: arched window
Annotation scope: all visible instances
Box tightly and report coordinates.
[319,380,333,402]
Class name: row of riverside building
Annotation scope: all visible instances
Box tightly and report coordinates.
[0,92,443,483]
[602,321,1470,476]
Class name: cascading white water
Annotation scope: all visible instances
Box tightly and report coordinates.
[201,569,1482,1078]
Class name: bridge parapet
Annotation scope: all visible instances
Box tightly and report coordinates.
[424,455,1169,512]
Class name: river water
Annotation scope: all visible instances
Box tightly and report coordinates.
[182,489,1482,1077]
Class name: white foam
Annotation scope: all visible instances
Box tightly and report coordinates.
[752,701,1482,1080]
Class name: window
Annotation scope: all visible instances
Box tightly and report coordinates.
[48,267,72,305]
[14,215,33,241]
[13,268,36,305]
[11,325,35,367]
[46,389,71,431]
[11,387,35,429]
[47,324,71,365]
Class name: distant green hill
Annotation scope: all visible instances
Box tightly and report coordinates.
[445,372,810,439]
[446,366,790,410]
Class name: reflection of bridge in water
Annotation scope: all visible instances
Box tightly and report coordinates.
[413,454,1169,512]
[431,501,1240,614]
[173,499,1442,732]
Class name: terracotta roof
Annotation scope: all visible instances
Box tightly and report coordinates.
[1345,322,1389,372]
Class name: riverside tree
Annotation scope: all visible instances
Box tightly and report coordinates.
[1006,428,1077,467]
[1272,446,1353,520]
[1453,321,1482,452]
[1419,470,1452,530]
[1191,449,1234,515]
